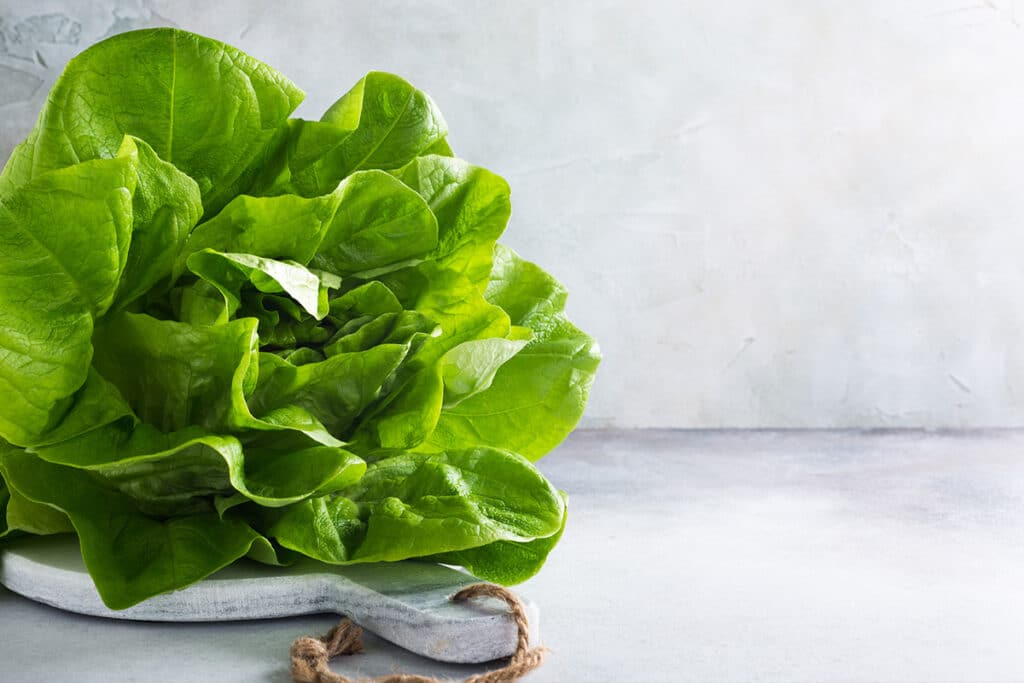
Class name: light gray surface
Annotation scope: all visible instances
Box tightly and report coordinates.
[3,429,1024,681]
[4,1,1024,429]
[0,536,536,663]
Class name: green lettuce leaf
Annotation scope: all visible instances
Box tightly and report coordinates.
[183,169,437,280]
[0,149,137,446]
[32,422,364,515]
[186,250,340,321]
[428,492,568,585]
[0,28,303,214]
[424,247,600,460]
[0,472,10,538]
[0,445,269,609]
[5,485,74,536]
[250,347,409,437]
[255,447,564,564]
[310,170,438,277]
[180,193,337,267]
[91,312,342,445]
[91,313,259,433]
[113,136,203,309]
[27,369,134,448]
[254,72,447,197]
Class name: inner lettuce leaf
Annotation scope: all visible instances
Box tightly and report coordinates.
[186,250,340,321]
[0,27,599,609]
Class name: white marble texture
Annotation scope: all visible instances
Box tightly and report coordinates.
[2,1,1024,429]
[2,429,1023,681]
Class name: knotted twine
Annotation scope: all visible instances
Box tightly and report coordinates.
[290,583,547,683]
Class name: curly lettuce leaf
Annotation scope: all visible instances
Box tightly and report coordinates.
[254,447,564,564]
[5,486,74,536]
[424,246,600,460]
[0,150,136,445]
[32,422,364,515]
[253,72,448,197]
[113,136,203,309]
[91,313,345,446]
[428,492,568,585]
[0,445,272,609]
[186,250,340,321]
[249,348,410,437]
[0,28,303,214]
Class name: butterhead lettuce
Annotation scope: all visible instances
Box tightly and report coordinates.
[0,28,598,609]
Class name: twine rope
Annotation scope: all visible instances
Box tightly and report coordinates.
[290,583,547,683]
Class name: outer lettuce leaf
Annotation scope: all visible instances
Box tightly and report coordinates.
[424,247,600,461]
[321,72,447,172]
[252,495,361,562]
[0,150,137,446]
[428,492,568,585]
[32,422,364,515]
[0,445,270,609]
[255,447,564,564]
[0,28,304,214]
[6,486,74,536]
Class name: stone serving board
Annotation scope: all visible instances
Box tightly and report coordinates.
[0,535,537,664]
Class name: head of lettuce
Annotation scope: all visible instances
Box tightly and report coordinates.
[0,28,598,609]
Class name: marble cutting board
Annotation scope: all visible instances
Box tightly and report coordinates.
[0,534,537,664]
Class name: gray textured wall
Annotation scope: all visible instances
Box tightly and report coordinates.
[2,0,1024,428]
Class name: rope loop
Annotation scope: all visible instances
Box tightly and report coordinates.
[290,583,546,683]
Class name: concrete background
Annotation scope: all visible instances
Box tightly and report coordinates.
[1,0,1023,429]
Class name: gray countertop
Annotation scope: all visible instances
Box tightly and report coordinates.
[2,429,1023,682]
